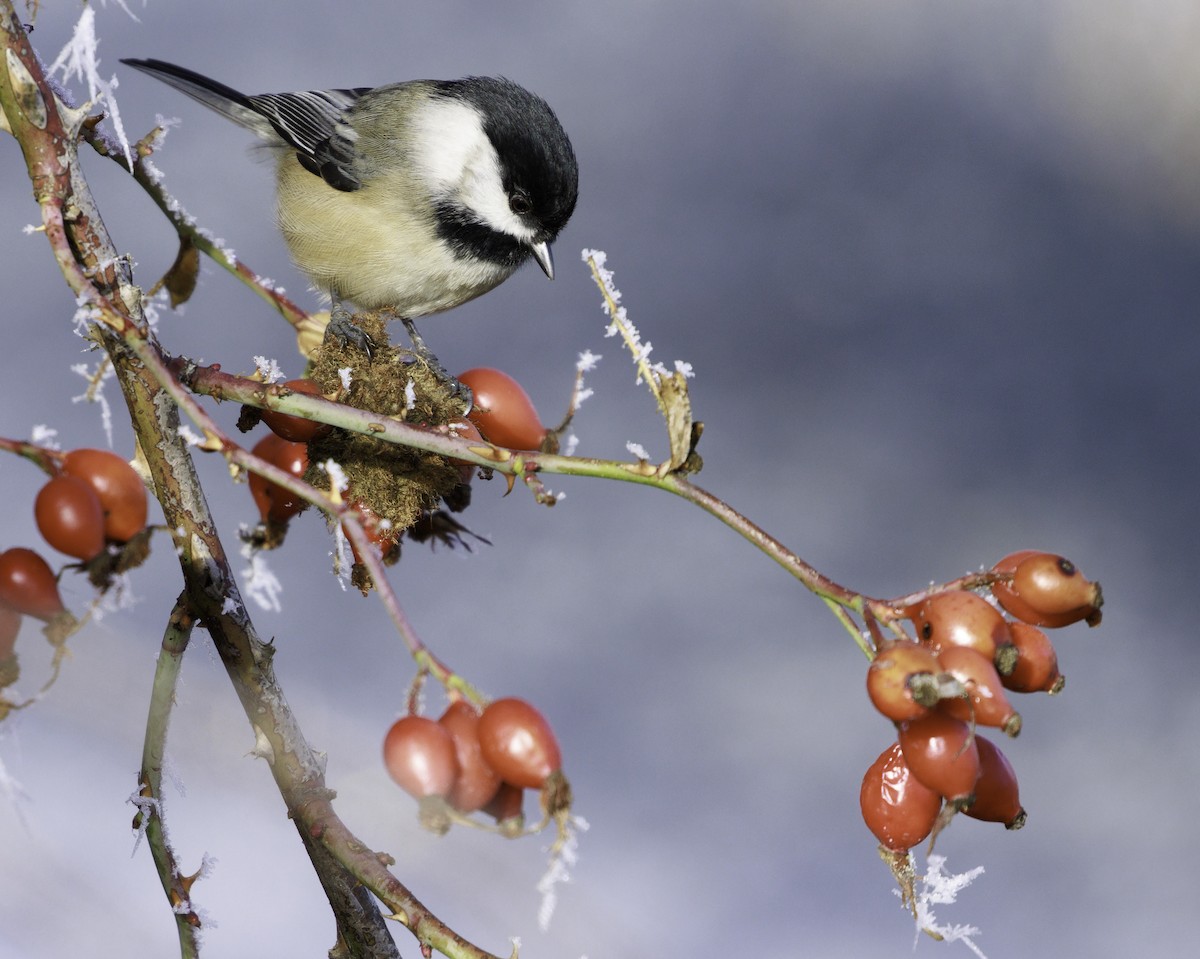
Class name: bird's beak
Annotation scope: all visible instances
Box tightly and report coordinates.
[530,240,555,280]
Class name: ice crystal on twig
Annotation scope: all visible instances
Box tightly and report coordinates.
[71,361,114,447]
[240,546,283,612]
[47,7,134,169]
[901,854,988,958]
[254,356,284,383]
[536,815,588,931]
[582,250,697,471]
[30,425,60,449]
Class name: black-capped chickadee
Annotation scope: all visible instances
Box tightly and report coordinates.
[120,58,578,332]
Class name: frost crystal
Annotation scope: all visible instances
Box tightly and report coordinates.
[330,523,352,592]
[30,425,61,449]
[576,350,602,372]
[902,854,988,958]
[254,356,284,383]
[128,789,162,856]
[89,571,138,619]
[47,7,135,169]
[581,250,696,393]
[178,425,204,447]
[536,815,588,931]
[71,362,114,447]
[320,459,349,494]
[241,550,283,612]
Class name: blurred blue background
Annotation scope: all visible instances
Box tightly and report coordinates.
[2,1,1198,957]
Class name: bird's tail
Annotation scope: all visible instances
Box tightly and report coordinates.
[120,58,278,140]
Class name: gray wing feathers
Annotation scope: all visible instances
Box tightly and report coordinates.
[248,89,368,190]
[121,58,368,192]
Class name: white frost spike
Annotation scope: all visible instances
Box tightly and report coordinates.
[127,789,162,856]
[30,425,61,449]
[177,425,204,447]
[71,362,115,448]
[47,7,135,169]
[330,524,351,592]
[901,854,988,958]
[321,459,349,494]
[241,551,283,612]
[536,815,588,931]
[575,350,602,372]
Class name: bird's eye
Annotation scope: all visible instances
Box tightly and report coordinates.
[509,192,533,216]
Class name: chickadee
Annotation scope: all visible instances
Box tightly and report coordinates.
[120,58,578,331]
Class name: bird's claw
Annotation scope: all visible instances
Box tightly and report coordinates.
[324,305,376,358]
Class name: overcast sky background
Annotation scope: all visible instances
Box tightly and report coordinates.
[2,1,1198,957]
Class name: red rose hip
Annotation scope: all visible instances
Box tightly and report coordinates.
[477,697,561,789]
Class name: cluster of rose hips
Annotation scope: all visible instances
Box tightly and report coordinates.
[29,448,149,564]
[245,367,548,563]
[382,696,568,837]
[1,448,150,701]
[860,551,1102,867]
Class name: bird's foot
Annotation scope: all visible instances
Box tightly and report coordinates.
[323,303,377,358]
[397,315,472,414]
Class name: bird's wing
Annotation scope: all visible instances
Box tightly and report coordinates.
[246,89,370,191]
[120,58,369,192]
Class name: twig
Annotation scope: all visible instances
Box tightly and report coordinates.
[136,596,203,955]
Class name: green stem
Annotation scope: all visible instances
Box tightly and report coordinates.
[138,597,202,957]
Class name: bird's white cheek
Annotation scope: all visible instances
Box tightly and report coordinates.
[409,97,534,241]
[458,154,533,240]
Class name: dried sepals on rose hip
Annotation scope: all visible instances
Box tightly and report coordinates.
[382,715,460,834]
[0,605,22,693]
[866,640,942,722]
[934,645,1022,737]
[990,550,1103,628]
[478,696,572,828]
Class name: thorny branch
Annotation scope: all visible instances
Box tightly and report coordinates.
[0,7,504,958]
